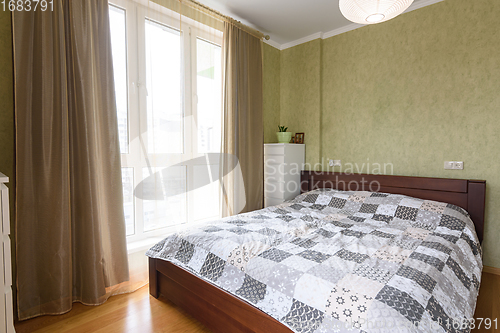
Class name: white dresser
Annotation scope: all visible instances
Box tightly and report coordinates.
[0,173,14,333]
[264,144,305,207]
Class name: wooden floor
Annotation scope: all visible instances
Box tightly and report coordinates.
[474,272,500,332]
[14,286,212,333]
[15,272,500,333]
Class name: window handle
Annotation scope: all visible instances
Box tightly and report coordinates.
[135,81,148,96]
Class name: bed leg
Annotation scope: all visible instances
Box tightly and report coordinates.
[149,257,159,298]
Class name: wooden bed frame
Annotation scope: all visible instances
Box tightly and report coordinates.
[149,171,486,333]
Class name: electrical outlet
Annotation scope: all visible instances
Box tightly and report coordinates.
[444,161,464,170]
[444,161,454,170]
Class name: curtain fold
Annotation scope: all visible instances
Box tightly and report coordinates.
[220,22,264,216]
[14,0,130,320]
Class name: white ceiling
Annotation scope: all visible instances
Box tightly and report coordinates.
[196,0,443,49]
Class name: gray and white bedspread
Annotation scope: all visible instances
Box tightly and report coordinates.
[146,189,482,333]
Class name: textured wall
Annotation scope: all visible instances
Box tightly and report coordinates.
[0,9,15,315]
[263,43,281,143]
[0,11,14,210]
[279,0,500,268]
[280,39,322,168]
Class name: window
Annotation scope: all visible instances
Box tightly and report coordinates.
[109,5,129,154]
[145,19,183,154]
[109,0,223,243]
[196,38,222,153]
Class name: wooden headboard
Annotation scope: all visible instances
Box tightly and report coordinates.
[300,171,486,243]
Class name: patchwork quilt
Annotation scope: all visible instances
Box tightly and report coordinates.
[146,189,482,333]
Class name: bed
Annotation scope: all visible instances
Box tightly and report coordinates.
[147,171,486,333]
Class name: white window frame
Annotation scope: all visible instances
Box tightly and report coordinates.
[110,0,223,244]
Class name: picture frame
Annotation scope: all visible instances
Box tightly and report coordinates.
[294,133,304,144]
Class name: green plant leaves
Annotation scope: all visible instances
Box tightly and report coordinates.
[278,125,288,132]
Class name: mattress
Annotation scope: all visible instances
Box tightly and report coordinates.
[146,189,482,333]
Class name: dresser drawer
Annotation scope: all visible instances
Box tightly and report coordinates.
[264,173,285,185]
[264,180,285,199]
[264,155,285,166]
[264,155,285,180]
[264,197,284,208]
[4,286,14,332]
[264,145,285,156]
[1,184,8,235]
[3,236,11,286]
[264,165,285,179]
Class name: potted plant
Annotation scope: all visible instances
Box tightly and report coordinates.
[276,126,292,143]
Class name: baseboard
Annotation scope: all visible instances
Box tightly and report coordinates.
[483,266,500,276]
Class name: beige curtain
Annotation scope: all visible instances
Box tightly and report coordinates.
[13,0,130,320]
[221,22,264,216]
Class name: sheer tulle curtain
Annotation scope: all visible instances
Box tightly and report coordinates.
[221,22,264,216]
[106,0,224,301]
[13,0,134,320]
[150,1,265,217]
[137,0,222,230]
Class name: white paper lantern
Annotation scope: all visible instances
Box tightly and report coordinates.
[339,0,415,24]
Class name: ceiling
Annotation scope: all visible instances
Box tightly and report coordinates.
[196,0,443,48]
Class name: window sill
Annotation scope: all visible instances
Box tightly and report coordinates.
[127,237,165,254]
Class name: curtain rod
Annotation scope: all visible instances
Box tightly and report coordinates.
[180,0,271,40]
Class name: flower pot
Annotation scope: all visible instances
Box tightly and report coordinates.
[276,132,292,143]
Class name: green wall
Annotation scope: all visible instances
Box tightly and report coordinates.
[0,9,15,314]
[263,43,281,144]
[276,0,500,268]
[0,12,14,183]
[0,12,14,217]
[280,40,322,167]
